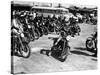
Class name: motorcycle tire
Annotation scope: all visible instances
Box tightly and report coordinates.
[86,39,95,52]
[34,29,40,40]
[20,44,31,58]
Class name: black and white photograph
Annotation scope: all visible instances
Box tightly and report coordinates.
[11,0,98,74]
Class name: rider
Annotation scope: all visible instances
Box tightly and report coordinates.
[11,10,23,54]
[11,10,23,34]
[69,16,79,36]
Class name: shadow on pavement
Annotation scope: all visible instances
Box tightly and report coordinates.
[74,47,87,50]
[73,47,97,57]
[40,49,64,62]
[91,58,97,61]
[71,50,91,56]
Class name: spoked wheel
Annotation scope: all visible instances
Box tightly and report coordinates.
[20,44,31,58]
[86,39,95,52]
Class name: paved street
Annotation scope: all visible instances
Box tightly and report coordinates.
[12,23,97,74]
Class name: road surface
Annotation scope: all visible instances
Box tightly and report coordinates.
[12,23,97,74]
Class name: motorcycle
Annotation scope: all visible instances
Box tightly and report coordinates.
[54,22,65,35]
[86,33,97,53]
[90,17,97,25]
[20,19,35,42]
[35,22,44,37]
[11,30,31,58]
[68,24,81,37]
[33,28,40,40]
[27,24,35,41]
[28,18,41,40]
[75,24,81,35]
[48,37,70,62]
[41,22,49,35]
[47,22,54,33]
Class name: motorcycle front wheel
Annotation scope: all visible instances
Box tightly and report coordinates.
[86,39,95,52]
[20,44,31,58]
[34,29,40,40]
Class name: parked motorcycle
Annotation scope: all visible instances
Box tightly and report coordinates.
[86,33,97,53]
[11,30,31,58]
[90,17,97,25]
[41,22,49,35]
[35,22,44,37]
[48,37,70,62]
[33,28,40,40]
[27,24,35,41]
[68,24,81,37]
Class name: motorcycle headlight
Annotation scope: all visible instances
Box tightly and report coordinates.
[21,33,24,37]
[28,25,31,28]
[12,29,18,33]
